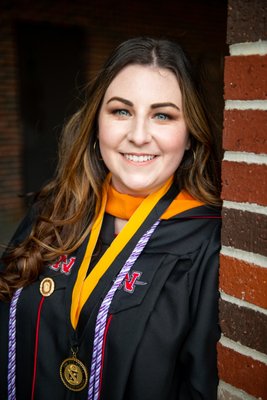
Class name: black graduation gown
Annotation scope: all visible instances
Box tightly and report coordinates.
[0,197,221,400]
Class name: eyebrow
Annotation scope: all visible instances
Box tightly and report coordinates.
[107,97,133,106]
[151,102,180,111]
[106,97,180,111]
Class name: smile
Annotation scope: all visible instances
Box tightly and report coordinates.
[123,154,156,162]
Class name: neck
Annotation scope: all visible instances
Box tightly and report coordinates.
[114,217,128,234]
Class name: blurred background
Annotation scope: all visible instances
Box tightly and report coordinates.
[0,0,228,247]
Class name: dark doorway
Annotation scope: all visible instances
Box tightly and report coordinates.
[16,21,86,195]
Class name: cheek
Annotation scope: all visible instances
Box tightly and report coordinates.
[98,120,112,148]
[163,131,189,155]
[98,119,124,147]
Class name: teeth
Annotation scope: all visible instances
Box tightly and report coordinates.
[124,154,155,162]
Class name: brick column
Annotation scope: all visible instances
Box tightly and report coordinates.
[0,17,24,244]
[218,1,267,399]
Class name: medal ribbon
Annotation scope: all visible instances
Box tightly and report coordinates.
[71,175,174,329]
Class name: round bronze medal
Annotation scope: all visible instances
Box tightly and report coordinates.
[40,277,55,297]
[60,357,89,391]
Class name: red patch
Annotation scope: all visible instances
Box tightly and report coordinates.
[49,255,76,275]
[123,271,147,293]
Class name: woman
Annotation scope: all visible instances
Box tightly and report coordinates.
[0,37,221,400]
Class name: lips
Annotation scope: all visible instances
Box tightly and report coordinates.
[123,154,156,162]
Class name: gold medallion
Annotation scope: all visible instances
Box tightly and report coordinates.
[60,357,89,391]
[39,277,55,297]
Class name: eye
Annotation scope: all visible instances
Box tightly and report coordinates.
[154,113,171,121]
[112,109,131,117]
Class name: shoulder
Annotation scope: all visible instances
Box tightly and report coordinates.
[161,189,221,235]
[150,202,221,256]
[161,189,221,221]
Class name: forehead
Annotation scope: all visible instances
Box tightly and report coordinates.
[103,64,182,102]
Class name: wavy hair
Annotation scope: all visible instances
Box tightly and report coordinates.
[0,37,221,300]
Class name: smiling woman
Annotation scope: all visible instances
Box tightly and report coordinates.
[0,37,221,400]
[98,64,190,196]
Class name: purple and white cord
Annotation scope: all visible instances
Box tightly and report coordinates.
[88,220,160,400]
[8,287,23,400]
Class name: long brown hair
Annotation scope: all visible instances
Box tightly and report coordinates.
[0,37,221,300]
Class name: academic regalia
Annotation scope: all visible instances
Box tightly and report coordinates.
[0,183,221,400]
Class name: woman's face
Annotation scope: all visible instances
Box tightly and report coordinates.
[98,64,190,196]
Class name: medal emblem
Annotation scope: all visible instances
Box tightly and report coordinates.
[60,356,88,391]
[40,277,55,297]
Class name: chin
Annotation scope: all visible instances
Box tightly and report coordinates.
[123,182,160,197]
[112,174,162,196]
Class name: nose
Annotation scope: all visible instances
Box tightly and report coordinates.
[127,117,152,146]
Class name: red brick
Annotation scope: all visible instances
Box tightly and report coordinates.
[219,299,267,353]
[0,146,21,156]
[227,0,267,44]
[224,55,267,100]
[222,208,267,257]
[220,254,267,309]
[223,110,267,154]
[218,343,267,399]
[221,161,267,206]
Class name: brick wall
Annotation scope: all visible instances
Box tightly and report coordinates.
[218,1,267,399]
[0,20,24,240]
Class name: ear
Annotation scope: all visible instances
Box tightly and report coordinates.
[185,135,191,150]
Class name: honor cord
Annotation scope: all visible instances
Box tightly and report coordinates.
[88,220,160,400]
[8,287,23,400]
